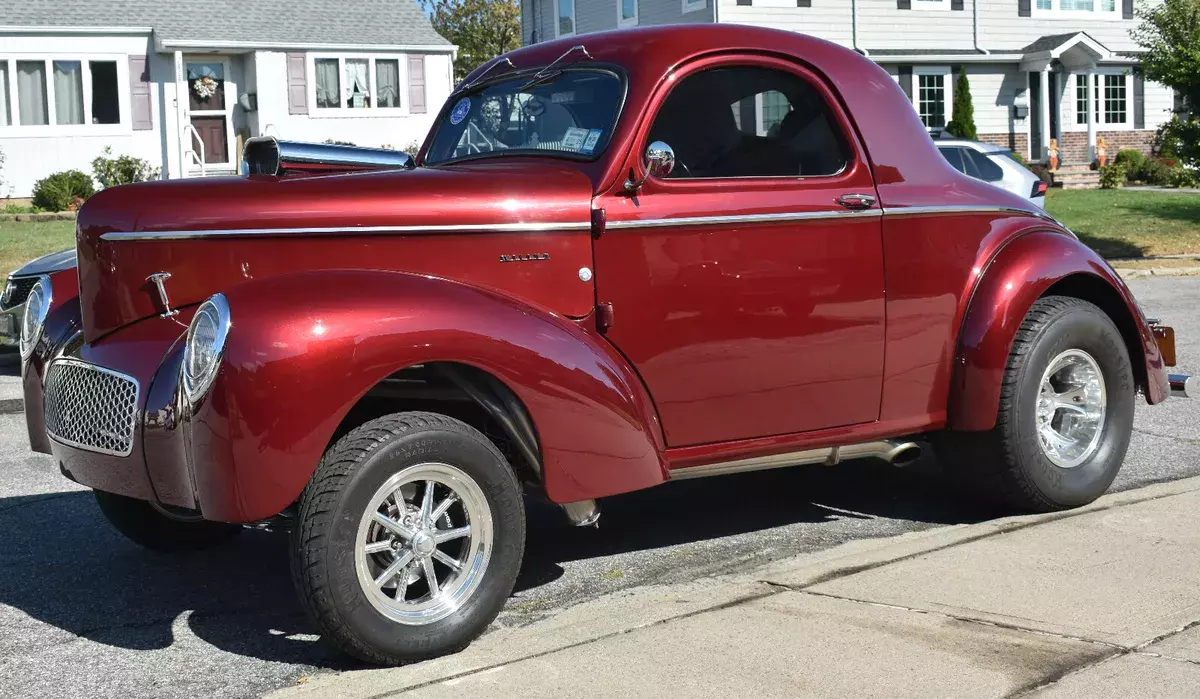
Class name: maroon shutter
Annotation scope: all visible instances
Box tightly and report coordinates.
[128,55,152,131]
[408,55,426,114]
[286,52,308,115]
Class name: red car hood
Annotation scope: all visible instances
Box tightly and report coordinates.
[76,161,596,341]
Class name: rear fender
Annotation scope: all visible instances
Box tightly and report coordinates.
[949,230,1167,431]
[192,270,667,522]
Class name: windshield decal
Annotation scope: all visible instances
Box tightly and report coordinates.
[581,129,603,154]
[562,127,589,152]
[450,98,471,125]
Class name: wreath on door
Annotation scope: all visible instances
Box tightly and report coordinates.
[194,76,219,100]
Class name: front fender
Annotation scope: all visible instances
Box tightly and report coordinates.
[192,269,667,522]
[949,230,1167,431]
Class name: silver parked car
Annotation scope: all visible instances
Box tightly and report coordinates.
[935,137,1047,208]
[0,249,76,350]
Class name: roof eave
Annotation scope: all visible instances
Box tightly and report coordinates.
[155,38,455,53]
[0,25,152,35]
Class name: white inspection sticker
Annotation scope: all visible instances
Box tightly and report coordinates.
[562,127,589,151]
[580,129,603,154]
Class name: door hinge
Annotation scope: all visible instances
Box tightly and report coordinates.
[591,207,607,239]
[597,301,614,332]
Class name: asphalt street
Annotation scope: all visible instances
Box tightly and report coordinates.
[0,275,1197,699]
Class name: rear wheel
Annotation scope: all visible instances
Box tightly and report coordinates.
[94,490,242,552]
[936,296,1135,511]
[291,411,525,665]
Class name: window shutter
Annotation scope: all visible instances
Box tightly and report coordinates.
[898,0,911,9]
[737,0,752,5]
[797,0,811,5]
[899,65,913,100]
[408,54,427,114]
[951,0,964,9]
[286,53,308,115]
[128,55,152,131]
[1018,0,1031,15]
[1122,0,1133,19]
[1133,67,1145,129]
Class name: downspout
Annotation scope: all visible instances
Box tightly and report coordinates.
[530,0,539,44]
[973,0,990,54]
[852,0,868,56]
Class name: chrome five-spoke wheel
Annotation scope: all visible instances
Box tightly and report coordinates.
[1035,349,1107,469]
[355,462,493,625]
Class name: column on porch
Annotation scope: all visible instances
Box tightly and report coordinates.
[1039,66,1051,161]
[174,50,187,180]
[1085,71,1096,164]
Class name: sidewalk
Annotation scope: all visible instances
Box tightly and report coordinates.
[274,477,1200,698]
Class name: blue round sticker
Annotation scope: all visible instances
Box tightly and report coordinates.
[450,98,471,125]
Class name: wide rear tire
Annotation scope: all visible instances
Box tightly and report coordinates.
[291,411,525,665]
[936,296,1135,512]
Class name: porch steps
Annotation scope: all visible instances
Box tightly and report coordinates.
[1049,164,1100,190]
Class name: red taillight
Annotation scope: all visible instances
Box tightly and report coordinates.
[1032,180,1048,197]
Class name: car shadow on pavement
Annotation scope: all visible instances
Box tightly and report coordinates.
[0,457,1006,669]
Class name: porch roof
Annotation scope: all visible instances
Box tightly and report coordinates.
[0,0,452,51]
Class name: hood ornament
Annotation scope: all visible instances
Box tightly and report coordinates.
[147,272,179,318]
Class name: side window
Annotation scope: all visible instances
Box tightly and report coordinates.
[938,146,965,173]
[647,66,850,179]
[966,150,1004,182]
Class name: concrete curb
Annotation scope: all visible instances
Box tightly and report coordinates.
[267,475,1200,699]
[0,211,76,222]
[1115,266,1200,279]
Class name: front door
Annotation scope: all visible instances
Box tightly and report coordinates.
[593,57,886,448]
[186,60,234,167]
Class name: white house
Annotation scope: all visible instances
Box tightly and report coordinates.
[0,0,456,199]
[521,0,1177,165]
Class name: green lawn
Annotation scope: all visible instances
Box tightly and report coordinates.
[0,219,76,277]
[1045,189,1200,259]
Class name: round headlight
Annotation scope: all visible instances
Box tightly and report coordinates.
[182,293,231,403]
[19,275,52,360]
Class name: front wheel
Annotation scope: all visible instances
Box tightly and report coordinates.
[936,296,1135,512]
[291,412,525,665]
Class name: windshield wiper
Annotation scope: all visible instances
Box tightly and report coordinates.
[457,57,516,94]
[519,45,592,90]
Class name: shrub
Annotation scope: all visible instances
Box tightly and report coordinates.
[1170,166,1200,188]
[31,170,95,212]
[1113,149,1145,172]
[944,72,977,140]
[323,139,357,146]
[0,203,40,214]
[1133,157,1174,185]
[401,141,422,159]
[1098,163,1127,189]
[91,147,159,189]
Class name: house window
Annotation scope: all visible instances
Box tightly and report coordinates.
[1,56,128,131]
[1075,77,1089,124]
[914,0,951,10]
[619,0,638,27]
[16,61,48,125]
[682,0,707,14]
[915,68,952,129]
[557,0,576,36]
[312,55,406,112]
[1034,0,1118,15]
[1102,73,1126,123]
[1073,73,1129,127]
[761,90,790,134]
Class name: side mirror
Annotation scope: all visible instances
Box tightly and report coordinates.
[624,140,676,193]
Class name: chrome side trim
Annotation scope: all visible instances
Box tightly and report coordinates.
[101,221,593,241]
[881,204,1054,220]
[606,208,883,231]
[669,440,922,480]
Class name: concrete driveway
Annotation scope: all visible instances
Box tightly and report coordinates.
[0,275,1196,699]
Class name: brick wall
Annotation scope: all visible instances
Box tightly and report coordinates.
[977,132,1030,159]
[1056,130,1155,164]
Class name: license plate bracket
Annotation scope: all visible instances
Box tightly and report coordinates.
[1152,325,1177,367]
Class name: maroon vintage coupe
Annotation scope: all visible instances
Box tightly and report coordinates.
[21,25,1190,664]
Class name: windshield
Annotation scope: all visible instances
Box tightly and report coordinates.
[424,69,624,165]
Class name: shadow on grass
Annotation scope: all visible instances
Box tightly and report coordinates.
[1073,231,1146,259]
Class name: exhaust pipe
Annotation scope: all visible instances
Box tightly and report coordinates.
[562,499,600,527]
[834,440,923,468]
[1170,374,1193,398]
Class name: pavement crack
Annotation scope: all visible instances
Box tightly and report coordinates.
[1133,427,1200,444]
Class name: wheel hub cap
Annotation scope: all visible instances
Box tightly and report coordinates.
[1035,349,1107,469]
[354,462,494,626]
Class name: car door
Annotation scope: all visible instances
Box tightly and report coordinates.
[591,56,886,448]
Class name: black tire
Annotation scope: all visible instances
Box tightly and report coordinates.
[936,296,1135,512]
[291,411,525,666]
[94,490,242,552]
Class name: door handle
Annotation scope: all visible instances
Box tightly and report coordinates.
[837,193,876,210]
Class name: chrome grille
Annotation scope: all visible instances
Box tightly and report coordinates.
[44,359,140,457]
[2,276,39,310]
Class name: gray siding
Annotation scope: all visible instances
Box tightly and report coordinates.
[524,0,713,44]
[858,0,974,51]
[718,0,851,48]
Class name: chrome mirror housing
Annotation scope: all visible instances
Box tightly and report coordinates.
[624,140,676,193]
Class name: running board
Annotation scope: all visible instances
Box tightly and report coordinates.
[668,440,922,481]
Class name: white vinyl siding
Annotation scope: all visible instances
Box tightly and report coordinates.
[718,0,850,48]
[856,0,974,51]
[978,0,1144,53]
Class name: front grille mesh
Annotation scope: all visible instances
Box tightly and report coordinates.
[44,360,139,456]
[3,276,39,310]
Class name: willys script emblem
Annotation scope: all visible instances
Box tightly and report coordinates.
[499,253,551,263]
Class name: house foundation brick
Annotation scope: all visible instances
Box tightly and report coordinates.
[977,133,1030,159]
[1056,131,1155,164]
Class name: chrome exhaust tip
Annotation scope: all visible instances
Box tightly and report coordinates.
[1170,374,1193,398]
[882,441,923,467]
[562,499,600,528]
